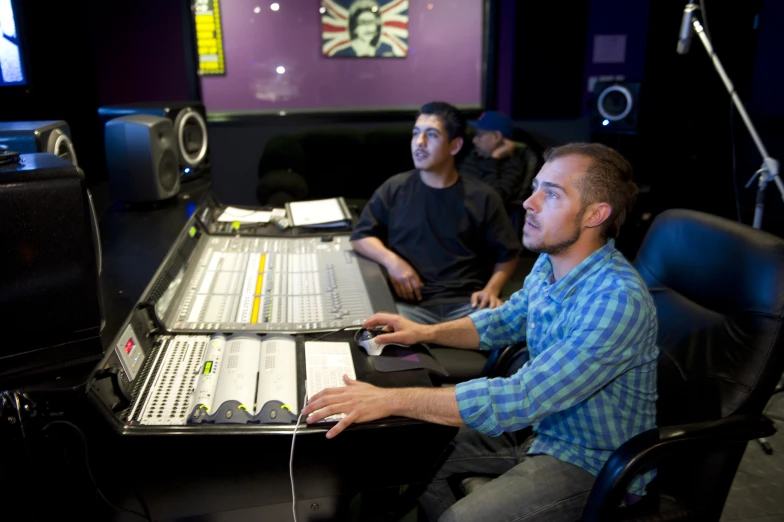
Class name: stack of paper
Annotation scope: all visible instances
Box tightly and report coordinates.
[286,197,352,228]
[217,206,272,224]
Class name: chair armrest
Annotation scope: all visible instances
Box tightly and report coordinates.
[482,342,528,377]
[581,414,775,522]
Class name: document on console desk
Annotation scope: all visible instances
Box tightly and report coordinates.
[216,206,273,223]
[286,197,351,228]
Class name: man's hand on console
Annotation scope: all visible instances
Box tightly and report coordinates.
[363,312,430,346]
[384,256,423,302]
[302,375,393,439]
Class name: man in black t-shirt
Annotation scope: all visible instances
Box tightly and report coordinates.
[351,102,521,324]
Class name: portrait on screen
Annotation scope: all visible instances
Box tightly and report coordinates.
[322,0,409,58]
[0,0,25,85]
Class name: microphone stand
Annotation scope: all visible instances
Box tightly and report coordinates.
[691,18,782,229]
[690,14,784,455]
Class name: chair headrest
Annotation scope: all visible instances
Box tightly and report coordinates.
[634,209,784,317]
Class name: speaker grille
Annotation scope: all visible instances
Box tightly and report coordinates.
[159,149,179,191]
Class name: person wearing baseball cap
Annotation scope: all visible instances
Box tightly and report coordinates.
[462,110,527,206]
[471,110,513,141]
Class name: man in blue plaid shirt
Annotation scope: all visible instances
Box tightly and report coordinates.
[302,143,658,522]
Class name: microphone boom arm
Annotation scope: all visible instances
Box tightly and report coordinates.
[692,18,782,229]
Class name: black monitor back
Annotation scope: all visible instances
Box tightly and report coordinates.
[0,153,103,388]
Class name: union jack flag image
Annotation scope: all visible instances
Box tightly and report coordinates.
[322,0,409,58]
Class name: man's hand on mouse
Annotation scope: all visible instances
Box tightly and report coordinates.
[302,375,394,438]
[362,313,429,346]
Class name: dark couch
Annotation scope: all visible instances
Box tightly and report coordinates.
[256,124,543,208]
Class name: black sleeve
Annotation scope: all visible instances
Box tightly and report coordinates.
[460,153,503,199]
[480,165,503,199]
[350,181,392,243]
[482,191,523,263]
[496,155,526,203]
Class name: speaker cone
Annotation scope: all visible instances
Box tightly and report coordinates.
[597,84,633,122]
[174,108,208,168]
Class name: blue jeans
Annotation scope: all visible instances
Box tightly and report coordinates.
[396,301,476,325]
[419,429,596,522]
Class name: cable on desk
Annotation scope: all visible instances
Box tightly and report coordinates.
[43,420,152,522]
[290,386,309,522]
[3,391,35,498]
[308,325,353,342]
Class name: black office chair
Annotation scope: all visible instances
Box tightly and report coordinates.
[468,209,784,521]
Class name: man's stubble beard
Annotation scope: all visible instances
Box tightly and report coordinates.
[523,208,585,256]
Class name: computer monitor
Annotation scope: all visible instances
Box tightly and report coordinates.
[0,0,26,86]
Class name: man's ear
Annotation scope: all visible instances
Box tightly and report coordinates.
[583,202,612,229]
[450,137,464,156]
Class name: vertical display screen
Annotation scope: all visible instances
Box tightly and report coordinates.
[0,0,27,85]
[193,0,226,75]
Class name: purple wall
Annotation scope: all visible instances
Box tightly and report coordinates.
[200,0,483,113]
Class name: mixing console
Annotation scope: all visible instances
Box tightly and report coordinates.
[160,235,377,332]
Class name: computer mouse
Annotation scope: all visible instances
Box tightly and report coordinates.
[354,328,409,356]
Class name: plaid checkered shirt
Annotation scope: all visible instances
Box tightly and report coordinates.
[456,239,659,495]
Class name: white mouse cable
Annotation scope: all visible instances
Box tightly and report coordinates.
[290,384,308,522]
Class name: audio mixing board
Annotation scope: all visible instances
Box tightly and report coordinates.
[155,234,383,333]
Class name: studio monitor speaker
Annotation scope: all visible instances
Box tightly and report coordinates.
[105,114,180,203]
[0,152,103,385]
[0,120,78,166]
[99,102,210,181]
[590,82,641,133]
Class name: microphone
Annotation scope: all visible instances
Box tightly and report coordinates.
[676,2,699,55]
